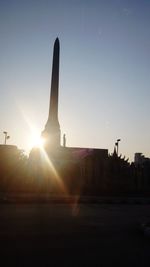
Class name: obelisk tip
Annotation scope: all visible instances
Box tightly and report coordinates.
[55,37,59,43]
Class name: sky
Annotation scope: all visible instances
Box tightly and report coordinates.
[0,0,150,162]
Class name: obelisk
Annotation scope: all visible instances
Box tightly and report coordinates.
[42,38,61,149]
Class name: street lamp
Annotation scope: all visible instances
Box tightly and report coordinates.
[3,131,10,145]
[115,139,121,156]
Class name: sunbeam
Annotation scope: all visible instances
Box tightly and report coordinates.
[39,146,68,195]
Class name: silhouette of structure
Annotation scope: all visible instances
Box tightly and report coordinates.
[0,145,27,192]
[41,38,60,150]
[29,38,108,194]
[134,153,150,165]
[3,131,10,145]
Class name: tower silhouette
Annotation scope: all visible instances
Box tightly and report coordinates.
[29,38,109,195]
[41,38,61,149]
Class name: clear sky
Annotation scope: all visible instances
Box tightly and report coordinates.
[0,0,150,161]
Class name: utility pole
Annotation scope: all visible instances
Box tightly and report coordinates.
[115,139,121,156]
[3,131,10,145]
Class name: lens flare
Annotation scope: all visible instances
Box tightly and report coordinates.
[39,146,68,195]
[20,108,69,196]
[29,134,45,148]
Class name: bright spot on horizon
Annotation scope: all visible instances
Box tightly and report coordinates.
[28,133,45,149]
[19,108,45,150]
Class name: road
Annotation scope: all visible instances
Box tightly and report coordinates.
[0,203,150,266]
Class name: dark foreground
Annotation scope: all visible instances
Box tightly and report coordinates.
[0,202,150,266]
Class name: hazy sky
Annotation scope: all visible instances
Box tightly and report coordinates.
[0,0,150,161]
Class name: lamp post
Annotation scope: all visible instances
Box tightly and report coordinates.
[115,139,121,156]
[3,131,10,145]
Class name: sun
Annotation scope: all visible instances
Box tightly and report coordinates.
[34,136,45,148]
[29,133,45,149]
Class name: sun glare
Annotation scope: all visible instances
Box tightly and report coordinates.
[29,134,45,149]
[33,136,44,148]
